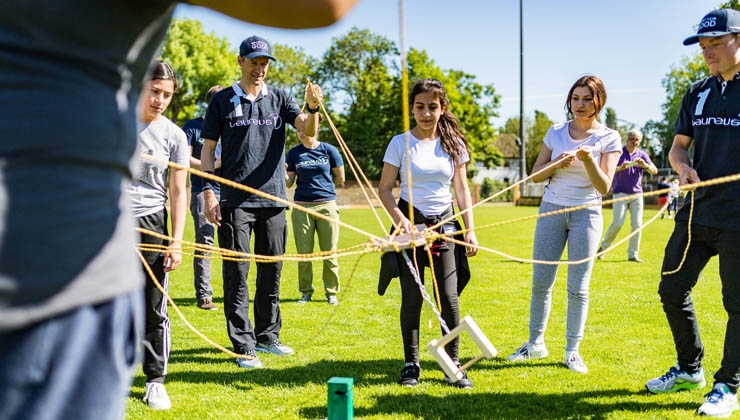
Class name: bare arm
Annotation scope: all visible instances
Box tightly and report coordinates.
[576,148,620,195]
[451,163,478,257]
[190,0,359,29]
[201,138,221,226]
[189,145,202,170]
[531,144,576,183]
[669,134,700,185]
[286,171,296,188]
[378,162,411,233]
[332,165,345,187]
[165,166,188,272]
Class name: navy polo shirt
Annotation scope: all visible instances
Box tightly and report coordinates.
[182,116,221,195]
[201,82,302,208]
[286,142,343,202]
[674,73,740,231]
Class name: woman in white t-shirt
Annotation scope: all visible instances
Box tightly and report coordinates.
[378,78,478,389]
[506,75,621,374]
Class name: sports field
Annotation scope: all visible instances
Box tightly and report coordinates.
[125,204,724,419]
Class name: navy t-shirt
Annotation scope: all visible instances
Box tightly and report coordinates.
[286,142,343,202]
[674,73,740,231]
[182,116,221,194]
[201,82,302,208]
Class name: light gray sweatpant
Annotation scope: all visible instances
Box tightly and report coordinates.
[529,201,602,353]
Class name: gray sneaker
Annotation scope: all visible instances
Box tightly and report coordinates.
[298,293,312,303]
[256,339,294,356]
[236,350,263,369]
[645,365,706,394]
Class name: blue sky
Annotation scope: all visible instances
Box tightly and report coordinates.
[175,0,717,128]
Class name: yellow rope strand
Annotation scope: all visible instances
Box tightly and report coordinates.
[662,190,694,276]
[135,249,252,360]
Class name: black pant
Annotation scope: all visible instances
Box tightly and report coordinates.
[659,221,740,393]
[396,201,461,364]
[219,207,287,353]
[137,209,169,383]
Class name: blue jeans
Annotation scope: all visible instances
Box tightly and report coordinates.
[190,191,216,302]
[0,289,143,420]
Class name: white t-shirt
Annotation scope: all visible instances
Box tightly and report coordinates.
[383,131,469,216]
[128,116,190,217]
[541,121,622,206]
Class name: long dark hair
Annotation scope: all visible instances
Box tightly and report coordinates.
[409,78,470,165]
[150,60,178,91]
[564,75,606,119]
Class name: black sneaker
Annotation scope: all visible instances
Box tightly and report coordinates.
[444,367,473,389]
[398,364,420,387]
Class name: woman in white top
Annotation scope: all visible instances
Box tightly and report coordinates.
[378,78,478,389]
[506,75,621,374]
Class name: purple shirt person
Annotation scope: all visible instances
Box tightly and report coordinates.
[598,129,658,262]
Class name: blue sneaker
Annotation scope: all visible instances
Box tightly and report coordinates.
[236,350,262,369]
[256,339,294,356]
[645,365,706,394]
[697,383,739,418]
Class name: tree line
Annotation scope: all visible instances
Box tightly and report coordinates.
[161,0,737,180]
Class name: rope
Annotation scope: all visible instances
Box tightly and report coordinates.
[661,190,694,276]
[135,249,253,360]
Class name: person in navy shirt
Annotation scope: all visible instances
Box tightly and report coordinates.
[286,128,345,305]
[182,85,223,311]
[200,35,323,368]
[597,129,657,262]
[645,9,740,418]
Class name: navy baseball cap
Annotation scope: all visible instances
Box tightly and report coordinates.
[239,35,276,61]
[683,9,740,45]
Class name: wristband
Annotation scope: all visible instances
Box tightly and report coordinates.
[306,104,320,114]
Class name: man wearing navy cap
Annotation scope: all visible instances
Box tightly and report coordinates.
[200,35,323,369]
[645,8,740,418]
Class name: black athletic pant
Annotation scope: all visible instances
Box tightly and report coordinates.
[396,201,461,365]
[659,221,740,393]
[219,207,287,354]
[137,209,170,383]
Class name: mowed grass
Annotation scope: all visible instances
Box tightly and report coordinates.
[125,204,726,420]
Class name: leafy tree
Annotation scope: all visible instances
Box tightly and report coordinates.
[159,18,239,125]
[500,110,553,174]
[650,1,739,160]
[319,28,401,180]
[269,44,321,147]
[605,107,618,130]
[407,49,503,168]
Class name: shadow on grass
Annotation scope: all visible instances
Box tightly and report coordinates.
[151,351,699,418]
[305,388,699,420]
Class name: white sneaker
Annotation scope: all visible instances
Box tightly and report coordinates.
[327,295,339,305]
[143,382,171,410]
[645,364,706,394]
[697,383,738,418]
[564,351,588,374]
[506,342,548,362]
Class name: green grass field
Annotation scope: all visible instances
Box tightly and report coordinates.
[125,204,726,420]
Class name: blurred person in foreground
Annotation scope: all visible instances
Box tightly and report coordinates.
[0,1,359,419]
